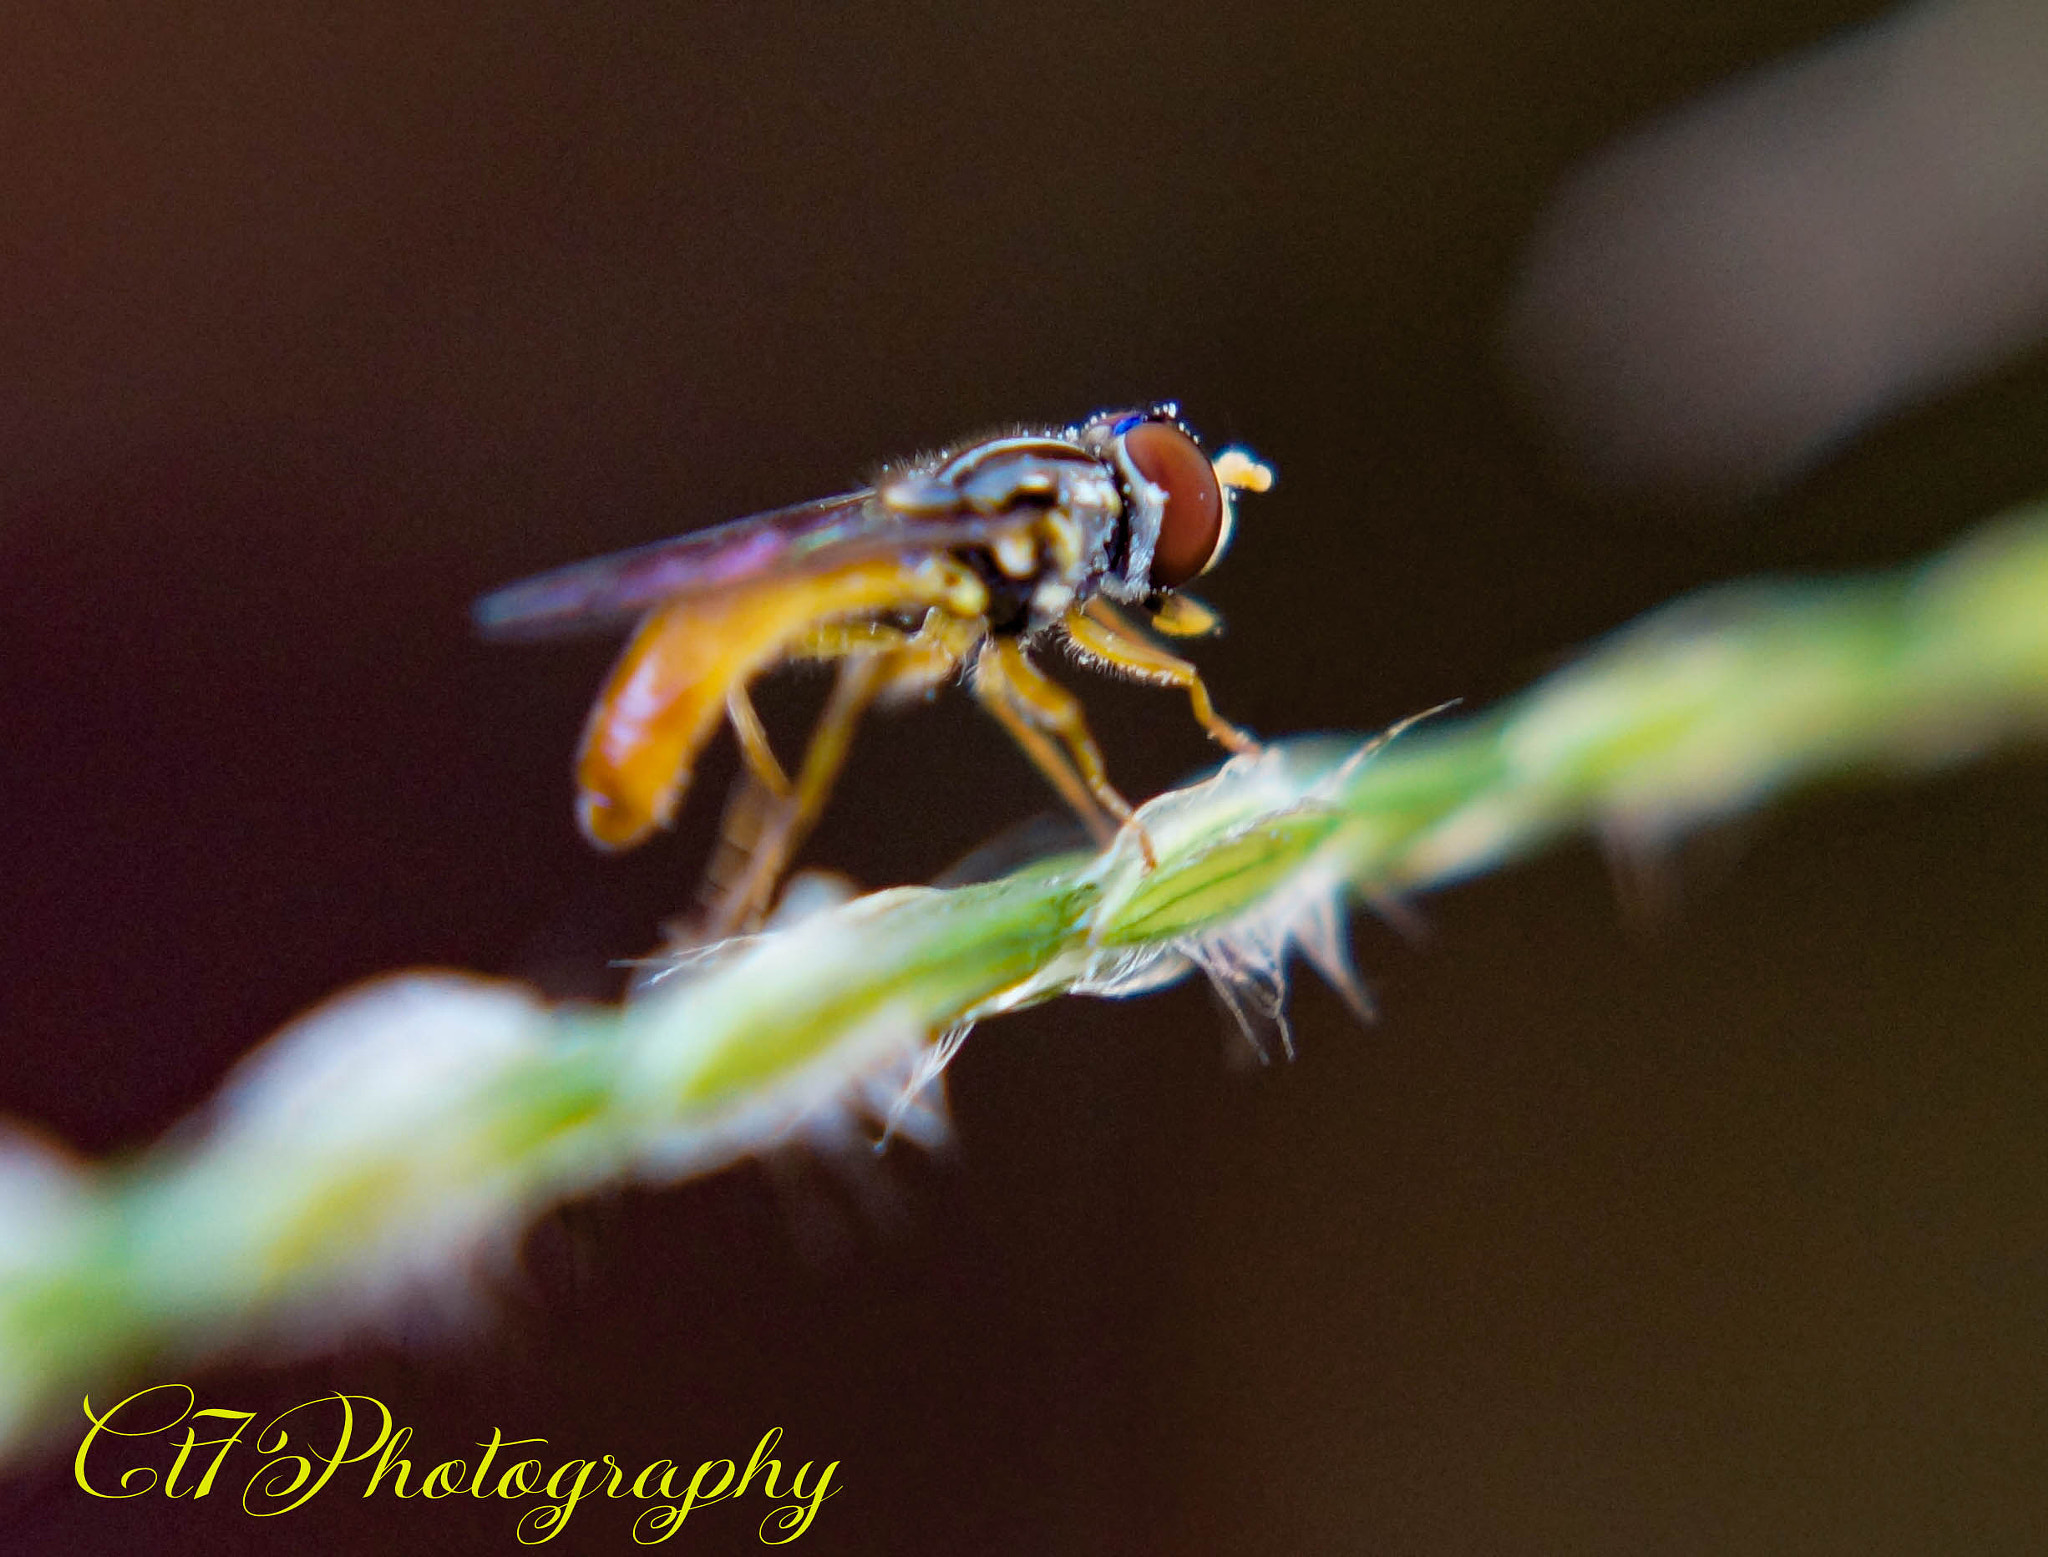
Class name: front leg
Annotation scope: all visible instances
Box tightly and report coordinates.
[1063,598,1261,755]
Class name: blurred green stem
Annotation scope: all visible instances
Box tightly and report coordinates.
[1,504,2045,1456]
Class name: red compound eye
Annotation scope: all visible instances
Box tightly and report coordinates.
[1128,420,1226,589]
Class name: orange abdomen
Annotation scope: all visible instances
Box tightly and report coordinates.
[574,558,961,849]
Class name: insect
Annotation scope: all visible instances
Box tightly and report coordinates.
[474,404,1275,938]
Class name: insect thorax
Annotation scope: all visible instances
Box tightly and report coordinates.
[881,434,1132,637]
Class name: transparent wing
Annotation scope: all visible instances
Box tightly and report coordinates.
[473,491,1018,641]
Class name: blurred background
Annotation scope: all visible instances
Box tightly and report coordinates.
[7,1,2048,1551]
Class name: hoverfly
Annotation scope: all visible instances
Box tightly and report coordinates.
[475,404,1274,938]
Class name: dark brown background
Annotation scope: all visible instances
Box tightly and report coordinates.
[7,2,2048,1552]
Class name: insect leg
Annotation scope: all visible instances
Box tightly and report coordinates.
[696,763,781,926]
[697,627,916,937]
[793,609,982,697]
[775,616,979,856]
[705,610,987,938]
[699,683,797,933]
[973,680,1118,847]
[725,684,794,800]
[700,656,891,940]
[972,639,1154,863]
[787,620,919,659]
[1066,599,1261,755]
[701,610,993,936]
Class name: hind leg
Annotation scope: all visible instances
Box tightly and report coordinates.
[698,614,975,938]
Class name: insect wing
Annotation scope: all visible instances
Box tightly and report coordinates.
[474,491,879,640]
[473,492,1025,641]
